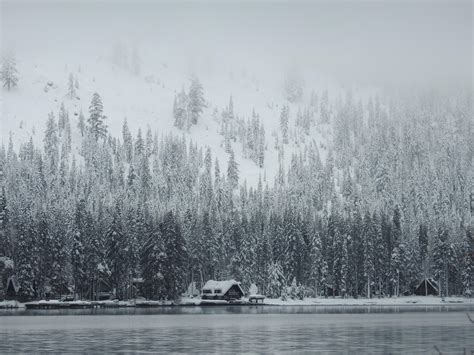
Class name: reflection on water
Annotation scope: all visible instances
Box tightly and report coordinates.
[2,304,473,317]
[0,307,473,353]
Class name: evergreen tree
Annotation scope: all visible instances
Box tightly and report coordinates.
[227,150,239,190]
[15,212,37,300]
[461,228,472,297]
[141,226,166,299]
[1,51,18,90]
[280,105,289,144]
[160,211,188,300]
[44,112,59,178]
[135,128,145,158]
[67,73,76,99]
[106,205,127,299]
[78,110,86,137]
[362,212,375,298]
[187,76,205,125]
[173,89,188,130]
[432,226,456,298]
[0,185,10,257]
[267,261,286,298]
[320,89,329,123]
[71,200,88,298]
[88,92,107,139]
[122,118,133,162]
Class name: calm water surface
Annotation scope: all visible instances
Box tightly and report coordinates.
[0,306,473,353]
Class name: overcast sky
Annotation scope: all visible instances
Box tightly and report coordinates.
[1,0,472,88]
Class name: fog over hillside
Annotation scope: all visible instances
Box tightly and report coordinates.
[0,0,472,317]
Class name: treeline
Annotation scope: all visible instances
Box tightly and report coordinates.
[0,88,472,301]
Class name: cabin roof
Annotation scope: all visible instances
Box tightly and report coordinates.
[202,280,244,295]
[415,278,439,292]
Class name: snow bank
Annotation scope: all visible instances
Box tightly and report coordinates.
[263,296,473,306]
[0,300,23,309]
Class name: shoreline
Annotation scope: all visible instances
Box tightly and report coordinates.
[1,296,473,311]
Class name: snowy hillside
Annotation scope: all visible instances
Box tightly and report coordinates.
[1,44,348,186]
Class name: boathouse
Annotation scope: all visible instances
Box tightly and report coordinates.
[201,280,244,301]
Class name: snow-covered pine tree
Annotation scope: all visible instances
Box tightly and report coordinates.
[283,71,304,103]
[320,89,329,123]
[139,155,151,197]
[44,112,59,179]
[77,110,86,137]
[58,103,68,134]
[187,76,205,125]
[432,225,456,298]
[106,205,127,299]
[227,149,239,190]
[71,200,88,298]
[15,210,37,300]
[135,128,145,158]
[1,51,18,90]
[362,211,375,298]
[461,228,472,297]
[145,126,153,158]
[390,206,402,296]
[47,210,69,299]
[0,184,10,257]
[88,92,107,140]
[160,211,188,300]
[67,73,76,99]
[289,277,298,299]
[122,118,133,163]
[267,261,286,299]
[173,89,188,130]
[280,105,289,144]
[141,225,166,300]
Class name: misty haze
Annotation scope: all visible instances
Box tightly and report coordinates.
[0,1,472,354]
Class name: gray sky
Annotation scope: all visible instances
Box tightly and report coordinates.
[1,0,472,88]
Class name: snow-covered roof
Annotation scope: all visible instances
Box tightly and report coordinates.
[202,280,244,295]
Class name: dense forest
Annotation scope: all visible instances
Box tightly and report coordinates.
[0,85,472,301]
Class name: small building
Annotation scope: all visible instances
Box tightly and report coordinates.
[85,279,114,300]
[5,276,20,300]
[201,280,244,301]
[0,257,14,301]
[44,280,74,300]
[128,278,145,299]
[414,278,439,296]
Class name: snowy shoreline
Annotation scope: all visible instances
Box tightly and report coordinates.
[1,296,472,310]
[261,296,473,307]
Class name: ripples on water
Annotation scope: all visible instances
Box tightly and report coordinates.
[0,306,473,353]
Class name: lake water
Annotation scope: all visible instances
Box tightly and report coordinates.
[1,306,473,353]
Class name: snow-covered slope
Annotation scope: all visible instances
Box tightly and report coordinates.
[1,46,346,186]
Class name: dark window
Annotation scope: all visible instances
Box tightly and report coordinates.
[214,289,222,294]
[203,289,212,294]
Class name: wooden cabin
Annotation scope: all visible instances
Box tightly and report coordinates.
[0,257,14,301]
[44,280,74,300]
[5,276,20,300]
[201,280,244,301]
[85,279,114,301]
[414,278,439,296]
